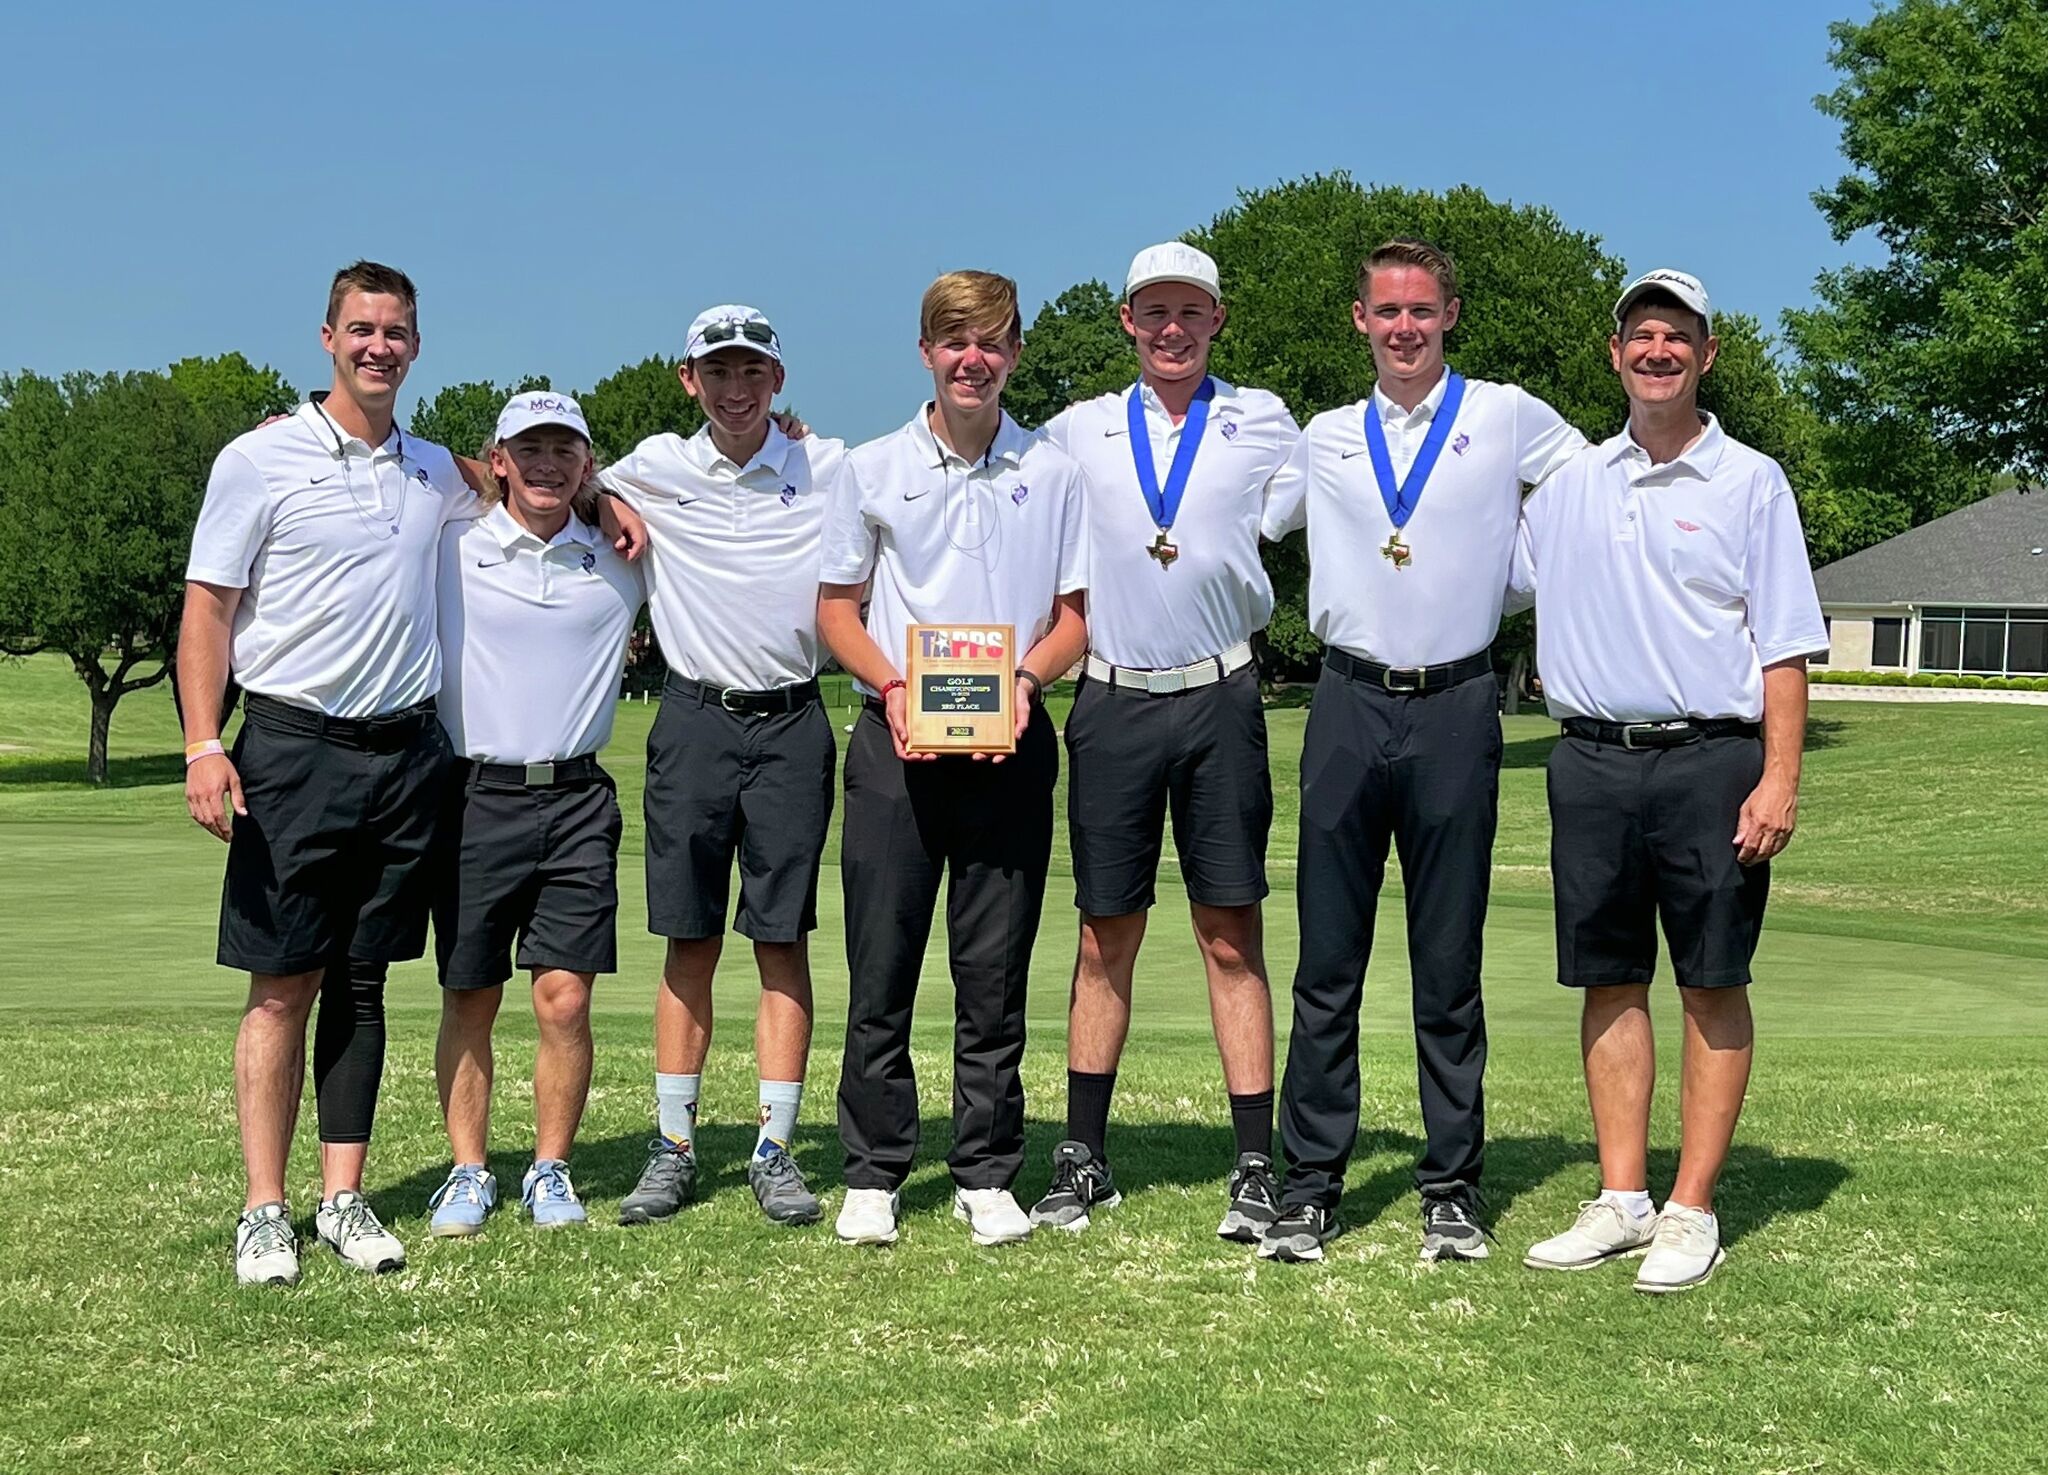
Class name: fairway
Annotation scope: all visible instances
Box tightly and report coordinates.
[2,655,2044,1474]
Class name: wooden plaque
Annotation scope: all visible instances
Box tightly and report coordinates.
[903,623,1016,755]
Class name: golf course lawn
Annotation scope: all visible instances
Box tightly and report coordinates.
[1,654,2042,1473]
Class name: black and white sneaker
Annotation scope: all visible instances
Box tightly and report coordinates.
[1420,1186,1492,1261]
[1256,1203,1340,1263]
[1027,1140,1122,1232]
[1217,1151,1281,1243]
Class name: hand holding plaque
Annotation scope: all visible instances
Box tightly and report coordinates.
[903,624,1016,756]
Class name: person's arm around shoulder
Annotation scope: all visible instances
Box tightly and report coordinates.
[1510,385,1589,487]
[1260,416,1313,541]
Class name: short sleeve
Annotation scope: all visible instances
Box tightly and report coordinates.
[1260,429,1312,540]
[1040,405,1076,457]
[1512,387,1588,487]
[1056,465,1089,595]
[595,439,677,512]
[1504,507,1537,616]
[184,446,272,588]
[818,456,879,585]
[428,447,484,525]
[1745,475,1828,665]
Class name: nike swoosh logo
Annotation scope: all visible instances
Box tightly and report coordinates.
[475,558,504,568]
[1341,449,1370,459]
[903,487,934,501]
[309,472,337,485]
[1103,428,1129,438]
[674,496,698,506]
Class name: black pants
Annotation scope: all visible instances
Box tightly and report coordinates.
[836,703,1057,1192]
[1279,665,1501,1209]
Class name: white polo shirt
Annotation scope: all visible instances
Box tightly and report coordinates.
[435,505,645,764]
[820,406,1089,695]
[1044,377,1299,668]
[1515,415,1828,723]
[1262,372,1584,668]
[599,424,844,691]
[185,400,476,717]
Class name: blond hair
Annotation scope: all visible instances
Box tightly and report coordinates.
[919,270,1022,345]
[1357,239,1459,306]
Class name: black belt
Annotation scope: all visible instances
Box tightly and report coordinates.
[1562,717,1761,749]
[464,754,603,789]
[243,692,436,751]
[664,673,819,715]
[1324,647,1492,693]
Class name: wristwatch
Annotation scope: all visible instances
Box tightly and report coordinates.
[1018,669,1044,704]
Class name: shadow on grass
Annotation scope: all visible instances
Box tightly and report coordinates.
[0,752,183,788]
[372,1117,1848,1248]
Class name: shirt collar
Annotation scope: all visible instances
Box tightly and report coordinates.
[907,404,1027,470]
[1135,374,1233,422]
[687,422,796,481]
[484,501,597,555]
[1371,368,1450,428]
[299,395,403,460]
[1608,412,1725,479]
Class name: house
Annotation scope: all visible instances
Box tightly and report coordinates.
[1813,489,2048,678]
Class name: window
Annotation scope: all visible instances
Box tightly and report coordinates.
[1916,606,2048,676]
[1872,617,1905,667]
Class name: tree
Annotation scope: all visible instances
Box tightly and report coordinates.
[1784,0,2048,484]
[580,356,702,462]
[411,374,550,458]
[1009,281,1134,428]
[0,372,207,781]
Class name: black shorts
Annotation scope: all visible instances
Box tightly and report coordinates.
[218,694,452,976]
[643,687,836,943]
[433,764,624,989]
[1065,663,1272,915]
[1546,731,1771,989]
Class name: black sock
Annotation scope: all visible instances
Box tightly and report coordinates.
[313,958,388,1147]
[1228,1089,1274,1160]
[1066,1070,1117,1160]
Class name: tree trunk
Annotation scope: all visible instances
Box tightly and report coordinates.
[88,688,115,786]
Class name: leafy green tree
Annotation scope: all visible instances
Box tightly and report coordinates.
[1785,0,2047,483]
[411,374,550,458]
[1009,282,1134,428]
[580,356,702,462]
[0,371,214,781]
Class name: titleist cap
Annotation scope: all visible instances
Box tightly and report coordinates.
[1614,268,1712,331]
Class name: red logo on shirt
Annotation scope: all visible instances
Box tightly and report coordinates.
[1674,519,1701,533]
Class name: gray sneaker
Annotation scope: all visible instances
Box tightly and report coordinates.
[1420,1187,1492,1262]
[1257,1203,1341,1263]
[619,1138,698,1226]
[316,1190,406,1273]
[1218,1151,1281,1243]
[235,1202,300,1286]
[748,1147,822,1225]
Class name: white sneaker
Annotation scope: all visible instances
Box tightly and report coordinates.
[1523,1199,1660,1271]
[836,1188,901,1246]
[235,1202,300,1286]
[953,1187,1033,1246]
[1634,1203,1725,1293]
[317,1189,407,1273]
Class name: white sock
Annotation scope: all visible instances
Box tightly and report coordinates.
[1598,1187,1656,1220]
[757,1079,802,1156]
[655,1072,700,1148]
[1663,1199,1717,1231]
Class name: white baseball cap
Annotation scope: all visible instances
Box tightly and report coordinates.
[1614,268,1712,332]
[1124,242,1221,303]
[495,390,590,444]
[684,304,783,363]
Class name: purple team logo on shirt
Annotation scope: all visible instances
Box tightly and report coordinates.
[1451,432,1471,456]
[581,549,597,572]
[780,483,799,507]
[1219,418,1239,441]
[1011,484,1029,506]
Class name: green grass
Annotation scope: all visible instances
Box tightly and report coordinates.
[2,653,2045,1473]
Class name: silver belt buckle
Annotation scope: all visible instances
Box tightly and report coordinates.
[1151,668,1188,695]
[720,687,749,712]
[1382,665,1425,693]
[524,762,556,786]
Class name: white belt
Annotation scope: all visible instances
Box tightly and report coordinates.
[1084,641,1255,695]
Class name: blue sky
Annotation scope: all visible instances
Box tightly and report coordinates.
[1,0,1869,442]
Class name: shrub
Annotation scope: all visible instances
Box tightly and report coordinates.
[1985,677,2013,691]
[1931,674,1961,688]
[2031,677,2048,692]
[1908,673,1939,687]
[1958,675,1986,689]
[1876,670,1910,686]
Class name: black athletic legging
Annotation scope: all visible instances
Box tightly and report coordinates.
[313,957,387,1145]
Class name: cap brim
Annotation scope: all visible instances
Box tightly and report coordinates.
[1126,273,1221,302]
[1613,284,1711,329]
[685,339,782,364]
[500,415,591,442]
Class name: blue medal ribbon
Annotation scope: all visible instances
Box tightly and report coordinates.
[1364,371,1465,530]
[1127,376,1215,532]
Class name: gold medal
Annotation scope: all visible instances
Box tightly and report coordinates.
[1148,530,1180,567]
[1381,532,1412,569]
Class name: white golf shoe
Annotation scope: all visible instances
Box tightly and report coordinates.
[1634,1203,1725,1293]
[1523,1199,1660,1271]
[953,1187,1033,1246]
[316,1190,407,1274]
[235,1202,300,1286]
[836,1188,901,1246]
